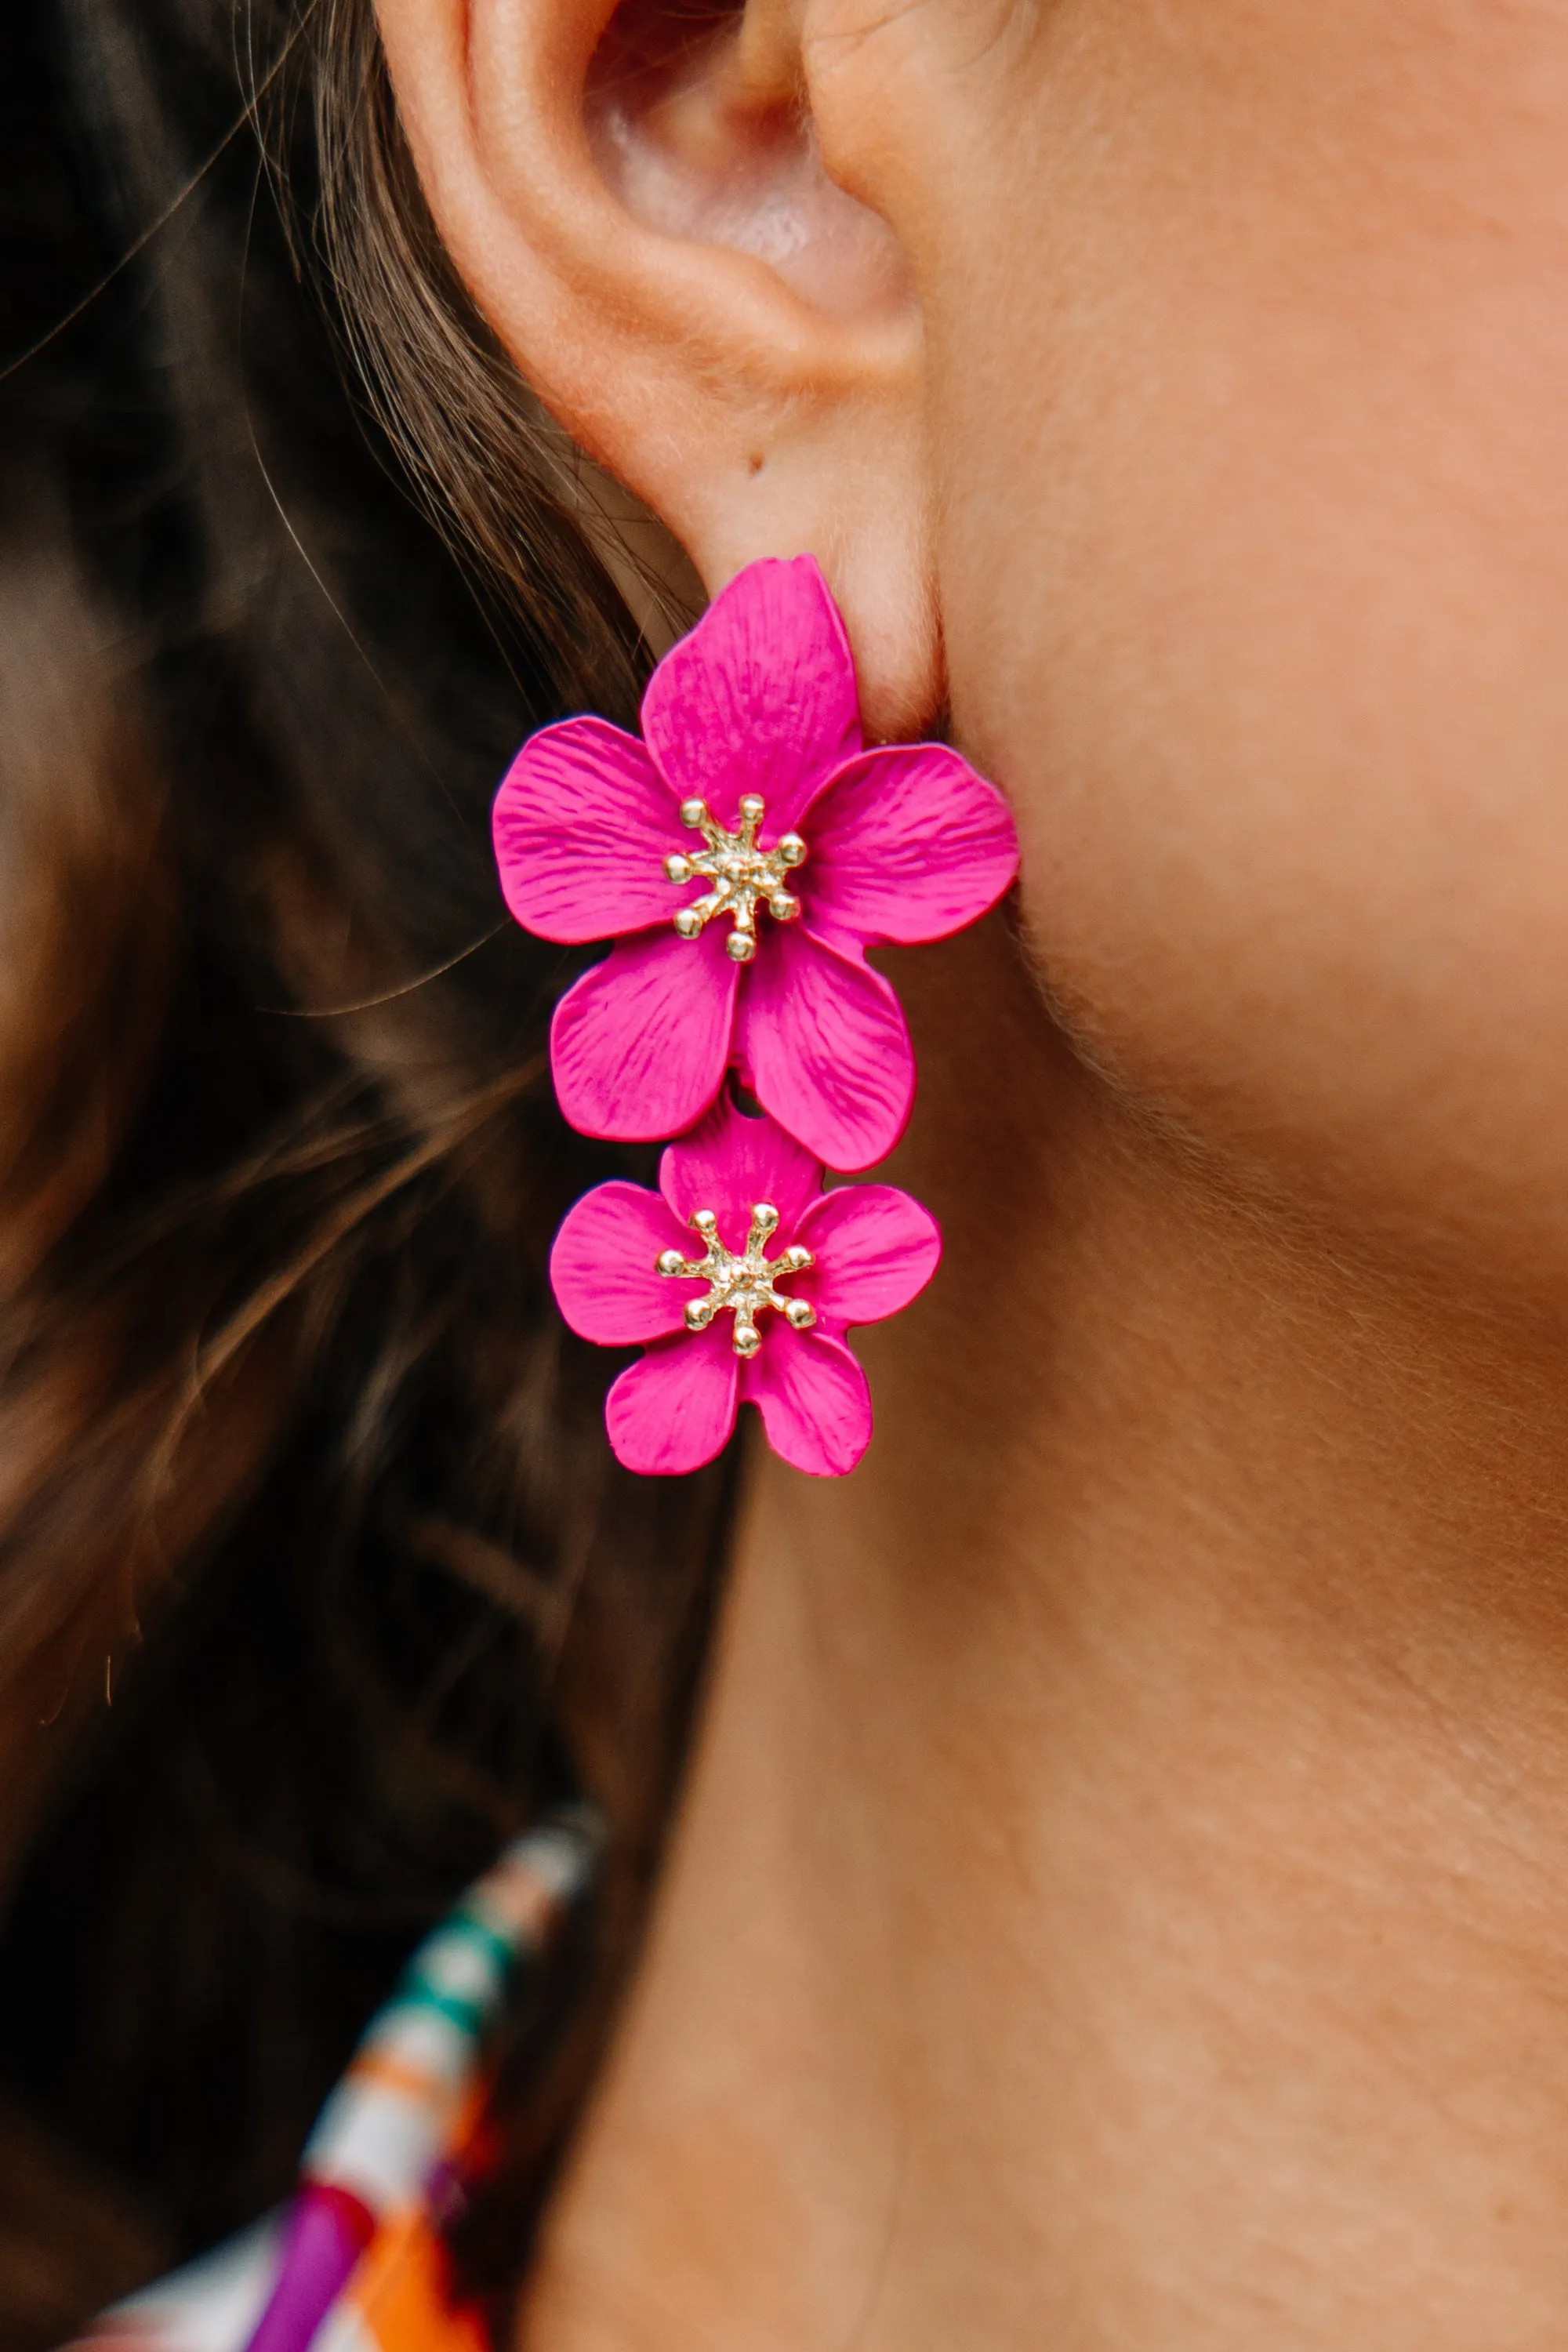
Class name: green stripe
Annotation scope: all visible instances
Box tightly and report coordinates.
[445,1906,519,1979]
[389,1975,487,2036]
[383,1901,524,2038]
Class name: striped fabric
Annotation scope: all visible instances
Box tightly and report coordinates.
[83,1818,597,2352]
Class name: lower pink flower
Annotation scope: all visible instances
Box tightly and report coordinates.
[548,1094,942,1477]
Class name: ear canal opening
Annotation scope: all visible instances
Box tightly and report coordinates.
[584,0,916,323]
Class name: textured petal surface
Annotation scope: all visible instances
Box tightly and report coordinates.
[793,1184,942,1330]
[742,1327,873,1477]
[493,718,684,943]
[550,1181,694,1345]
[641,557,862,834]
[738,925,915,1171]
[800,744,1020,948]
[550,925,739,1142]
[659,1090,823,1239]
[606,1327,739,1475]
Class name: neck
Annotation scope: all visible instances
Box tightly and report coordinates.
[523,916,1568,2351]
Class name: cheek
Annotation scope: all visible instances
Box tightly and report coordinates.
[876,0,1568,1283]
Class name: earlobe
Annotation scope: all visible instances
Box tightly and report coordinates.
[372,0,939,735]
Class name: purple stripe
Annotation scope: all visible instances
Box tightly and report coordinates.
[242,2188,372,2352]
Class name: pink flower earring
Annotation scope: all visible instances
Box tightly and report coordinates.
[492,556,1018,1477]
[550,1090,941,1477]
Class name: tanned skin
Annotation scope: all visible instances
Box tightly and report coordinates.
[375,3,1568,2342]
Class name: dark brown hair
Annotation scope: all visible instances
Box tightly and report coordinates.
[0,1,729,2339]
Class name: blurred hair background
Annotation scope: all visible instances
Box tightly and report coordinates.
[0,2,729,2339]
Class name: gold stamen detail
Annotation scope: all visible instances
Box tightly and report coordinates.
[656,1201,817,1357]
[664,793,808,964]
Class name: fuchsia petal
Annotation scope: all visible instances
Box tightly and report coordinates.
[742,1328,873,1477]
[493,718,683,944]
[800,743,1020,948]
[793,1184,942,1329]
[549,1181,694,1345]
[738,926,914,1172]
[641,557,862,833]
[551,926,739,1142]
[606,1325,740,1475]
[659,1089,823,1236]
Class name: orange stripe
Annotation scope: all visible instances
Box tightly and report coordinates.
[343,2050,447,2103]
[345,2209,490,2352]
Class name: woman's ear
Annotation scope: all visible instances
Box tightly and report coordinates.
[372,0,936,735]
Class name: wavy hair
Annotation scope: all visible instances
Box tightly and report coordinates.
[0,0,729,2338]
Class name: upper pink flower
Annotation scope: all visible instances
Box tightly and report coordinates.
[549,1091,942,1477]
[493,556,1018,1171]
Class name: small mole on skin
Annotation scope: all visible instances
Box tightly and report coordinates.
[748,452,765,477]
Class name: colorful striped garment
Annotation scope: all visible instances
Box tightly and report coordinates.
[80,1818,597,2352]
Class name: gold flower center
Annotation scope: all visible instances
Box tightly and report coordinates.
[656,1203,818,1358]
[663,793,808,964]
